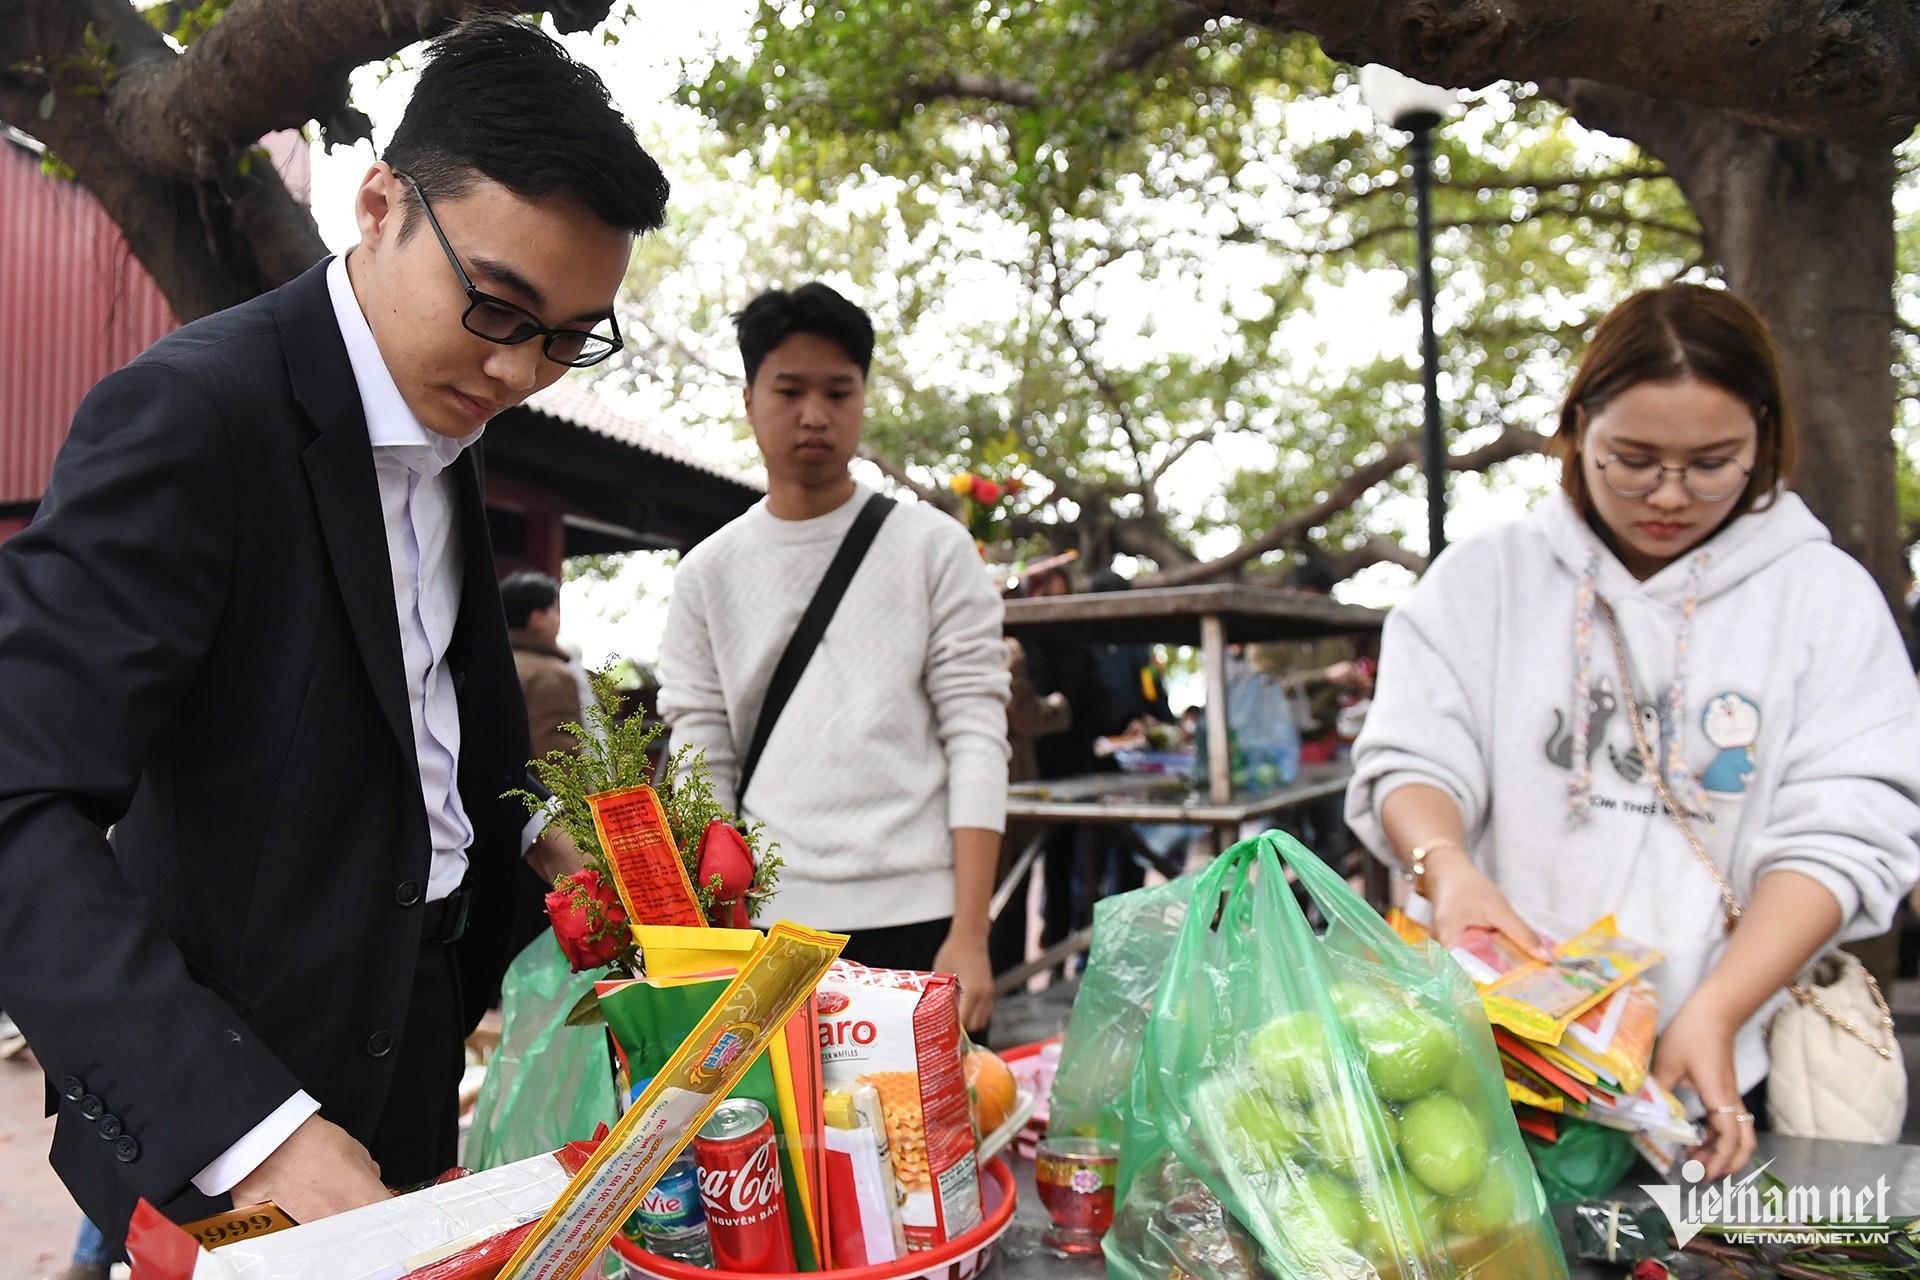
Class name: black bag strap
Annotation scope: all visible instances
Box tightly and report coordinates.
[736,492,895,805]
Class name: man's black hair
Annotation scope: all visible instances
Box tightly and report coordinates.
[385,17,669,238]
[1285,552,1339,595]
[1089,568,1131,594]
[734,282,875,386]
[499,568,561,629]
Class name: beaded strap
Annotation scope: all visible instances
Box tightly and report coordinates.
[1602,598,1895,1061]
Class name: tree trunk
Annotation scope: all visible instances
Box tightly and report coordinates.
[1552,83,1903,607]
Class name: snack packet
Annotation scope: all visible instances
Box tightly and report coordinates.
[815,962,982,1250]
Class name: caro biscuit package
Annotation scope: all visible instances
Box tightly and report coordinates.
[815,961,982,1250]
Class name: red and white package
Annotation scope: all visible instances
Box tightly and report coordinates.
[815,962,982,1251]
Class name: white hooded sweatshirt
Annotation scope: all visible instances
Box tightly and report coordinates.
[1347,489,1920,1093]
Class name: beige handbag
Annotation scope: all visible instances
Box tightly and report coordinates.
[1604,603,1905,1143]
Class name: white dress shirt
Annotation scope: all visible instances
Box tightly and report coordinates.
[192,254,485,1195]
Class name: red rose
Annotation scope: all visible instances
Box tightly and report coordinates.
[1003,475,1023,496]
[973,478,1002,504]
[545,869,630,972]
[696,819,756,930]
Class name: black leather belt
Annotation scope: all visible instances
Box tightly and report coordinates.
[419,886,473,946]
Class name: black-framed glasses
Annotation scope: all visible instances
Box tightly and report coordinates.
[1594,452,1752,501]
[395,172,623,368]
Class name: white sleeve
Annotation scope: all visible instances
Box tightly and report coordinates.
[1345,550,1497,865]
[1745,556,1920,938]
[656,559,741,815]
[922,523,1011,833]
[191,1091,321,1196]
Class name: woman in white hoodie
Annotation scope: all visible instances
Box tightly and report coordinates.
[1348,284,1920,1179]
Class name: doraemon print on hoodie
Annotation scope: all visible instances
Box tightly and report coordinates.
[1347,488,1920,1094]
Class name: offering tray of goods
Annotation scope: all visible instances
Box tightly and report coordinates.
[612,1158,1018,1280]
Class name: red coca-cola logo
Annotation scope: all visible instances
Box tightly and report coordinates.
[699,1140,782,1219]
[816,991,850,1016]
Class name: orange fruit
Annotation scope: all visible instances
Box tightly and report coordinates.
[966,1046,1018,1137]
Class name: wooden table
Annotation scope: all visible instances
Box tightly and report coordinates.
[1003,584,1385,807]
[993,586,1384,988]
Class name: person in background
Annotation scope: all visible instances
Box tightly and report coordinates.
[1348,284,1920,1180]
[656,283,1009,1030]
[499,568,592,959]
[1246,555,1373,865]
[501,569,585,760]
[0,19,658,1244]
[989,632,1073,977]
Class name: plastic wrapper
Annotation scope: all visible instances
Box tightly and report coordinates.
[465,932,618,1170]
[1107,831,1568,1280]
[126,1144,595,1280]
[1567,1200,1669,1265]
[1523,1118,1638,1204]
[1046,874,1194,1146]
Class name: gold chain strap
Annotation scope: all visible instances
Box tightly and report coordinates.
[1601,601,1896,1061]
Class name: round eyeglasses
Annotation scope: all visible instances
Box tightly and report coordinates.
[395,172,623,368]
[1594,452,1752,502]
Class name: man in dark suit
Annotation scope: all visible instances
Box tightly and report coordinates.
[0,19,668,1246]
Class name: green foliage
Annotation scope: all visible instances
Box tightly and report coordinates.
[510,670,782,926]
[666,4,1705,577]
[142,1,236,47]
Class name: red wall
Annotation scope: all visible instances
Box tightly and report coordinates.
[0,141,179,508]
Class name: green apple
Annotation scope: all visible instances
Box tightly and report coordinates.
[1359,1174,1442,1253]
[1440,1167,1519,1237]
[1445,1052,1483,1101]
[1307,1093,1395,1178]
[1189,1074,1310,1172]
[1277,1168,1368,1269]
[1354,1003,1456,1101]
[1247,1010,1334,1104]
[1397,1093,1489,1196]
[1328,980,1393,1029]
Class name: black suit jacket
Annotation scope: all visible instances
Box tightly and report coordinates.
[0,259,533,1243]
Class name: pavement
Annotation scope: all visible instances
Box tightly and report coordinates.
[0,1043,78,1279]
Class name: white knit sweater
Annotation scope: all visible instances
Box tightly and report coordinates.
[656,485,1011,931]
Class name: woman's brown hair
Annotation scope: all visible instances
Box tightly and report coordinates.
[1552,284,1797,521]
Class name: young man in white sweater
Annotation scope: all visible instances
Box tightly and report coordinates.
[656,283,1010,1030]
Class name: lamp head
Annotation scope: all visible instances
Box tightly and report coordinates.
[1359,64,1459,132]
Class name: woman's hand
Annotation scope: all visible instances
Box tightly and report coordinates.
[1424,846,1545,958]
[1653,995,1756,1181]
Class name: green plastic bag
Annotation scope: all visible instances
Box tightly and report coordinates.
[1524,1119,1636,1205]
[1107,832,1568,1280]
[465,932,618,1170]
[1048,874,1196,1146]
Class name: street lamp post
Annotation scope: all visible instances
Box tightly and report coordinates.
[1360,65,1459,559]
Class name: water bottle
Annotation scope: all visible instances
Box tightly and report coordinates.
[633,1148,714,1266]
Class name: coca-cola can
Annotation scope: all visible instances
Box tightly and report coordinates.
[694,1098,797,1273]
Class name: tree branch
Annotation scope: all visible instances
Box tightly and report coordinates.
[1095,5,1215,76]
[900,71,1041,112]
[1326,537,1429,580]
[1141,425,1546,586]
[94,0,615,183]
[1191,0,1920,145]
[857,443,950,509]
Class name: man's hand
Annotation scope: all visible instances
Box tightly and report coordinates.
[229,1114,390,1223]
[527,825,583,884]
[934,928,995,1033]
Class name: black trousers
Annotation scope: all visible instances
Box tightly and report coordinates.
[368,937,464,1188]
[840,917,951,973]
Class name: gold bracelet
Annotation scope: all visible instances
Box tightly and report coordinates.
[1408,839,1462,898]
